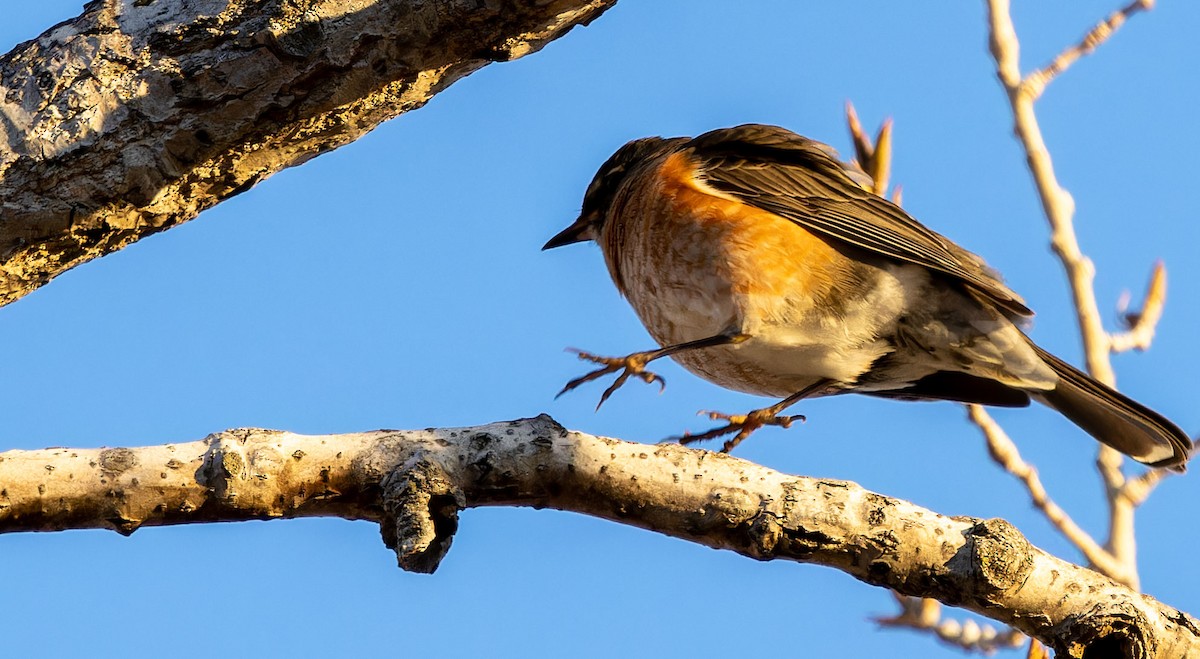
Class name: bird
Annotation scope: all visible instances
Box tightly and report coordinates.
[542,123,1192,470]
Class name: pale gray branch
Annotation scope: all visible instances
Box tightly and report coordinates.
[0,0,615,307]
[1024,0,1155,101]
[985,0,1112,386]
[0,416,1196,657]
[877,593,1026,654]
[1111,261,1168,354]
[965,405,1133,587]
[984,0,1160,587]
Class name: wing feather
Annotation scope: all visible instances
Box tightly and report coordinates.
[686,124,1032,318]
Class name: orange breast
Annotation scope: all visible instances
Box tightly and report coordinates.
[612,151,854,330]
[597,150,882,395]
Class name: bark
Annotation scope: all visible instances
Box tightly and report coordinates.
[0,415,1195,658]
[0,0,615,307]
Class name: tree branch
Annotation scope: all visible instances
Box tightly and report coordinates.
[0,0,615,307]
[985,0,1112,386]
[1024,0,1155,101]
[1111,261,1168,354]
[0,415,1196,657]
[965,405,1133,586]
[984,0,1165,590]
[876,593,1026,654]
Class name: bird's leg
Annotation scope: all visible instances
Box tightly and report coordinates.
[557,333,750,410]
[676,380,833,453]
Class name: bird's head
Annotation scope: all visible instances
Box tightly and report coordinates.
[543,136,685,250]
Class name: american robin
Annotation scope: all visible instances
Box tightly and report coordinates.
[543,124,1191,469]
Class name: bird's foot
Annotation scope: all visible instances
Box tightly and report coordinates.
[676,407,806,453]
[556,348,666,410]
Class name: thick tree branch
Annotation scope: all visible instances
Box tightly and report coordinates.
[0,0,614,307]
[0,415,1195,657]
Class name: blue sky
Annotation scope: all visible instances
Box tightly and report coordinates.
[2,2,1198,656]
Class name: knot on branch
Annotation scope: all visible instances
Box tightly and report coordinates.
[98,448,138,478]
[379,458,464,574]
[198,431,249,501]
[1050,603,1153,659]
[196,429,287,513]
[953,518,1035,605]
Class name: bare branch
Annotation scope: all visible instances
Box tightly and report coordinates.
[985,0,1114,386]
[877,593,1026,653]
[0,416,1196,656]
[1111,261,1168,354]
[844,102,893,196]
[984,0,1163,582]
[1024,0,1156,101]
[846,101,875,166]
[0,0,615,308]
[966,405,1135,587]
[1122,438,1198,506]
[1122,468,1168,507]
[869,119,893,196]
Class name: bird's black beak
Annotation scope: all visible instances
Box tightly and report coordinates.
[542,214,596,250]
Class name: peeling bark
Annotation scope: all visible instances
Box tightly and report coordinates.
[0,415,1195,657]
[0,0,615,306]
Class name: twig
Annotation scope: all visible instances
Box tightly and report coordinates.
[966,405,1135,586]
[1121,468,1167,507]
[984,0,1158,590]
[985,0,1114,385]
[844,101,893,196]
[1122,437,1199,505]
[846,101,875,167]
[1024,0,1156,101]
[1110,261,1167,353]
[877,593,1026,654]
[869,119,893,196]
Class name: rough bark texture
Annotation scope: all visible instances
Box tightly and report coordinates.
[0,0,615,307]
[0,415,1195,658]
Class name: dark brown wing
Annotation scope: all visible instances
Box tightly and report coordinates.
[686,124,1032,318]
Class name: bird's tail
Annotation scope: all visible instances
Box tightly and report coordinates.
[1030,344,1191,470]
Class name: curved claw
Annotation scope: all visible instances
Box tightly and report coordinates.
[722,428,756,454]
[774,414,806,429]
[596,371,631,411]
[639,370,667,393]
[672,423,740,447]
[673,408,807,452]
[554,347,667,409]
[555,363,620,399]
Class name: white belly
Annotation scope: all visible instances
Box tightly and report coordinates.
[623,260,919,398]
